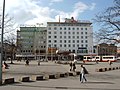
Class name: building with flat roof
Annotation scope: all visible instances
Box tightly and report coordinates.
[46,17,93,56]
[16,26,47,60]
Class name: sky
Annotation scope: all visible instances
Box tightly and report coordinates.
[0,0,114,31]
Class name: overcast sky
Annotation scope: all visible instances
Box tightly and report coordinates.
[0,0,114,30]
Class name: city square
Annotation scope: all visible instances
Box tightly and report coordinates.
[0,60,120,90]
[0,0,120,90]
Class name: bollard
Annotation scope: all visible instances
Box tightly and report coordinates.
[112,67,115,70]
[116,67,118,69]
[64,72,69,77]
[20,76,30,82]
[36,75,45,81]
[49,74,56,79]
[60,73,65,77]
[4,78,14,84]
[69,72,74,76]
[76,71,80,75]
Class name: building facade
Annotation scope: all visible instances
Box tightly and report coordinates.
[93,43,117,56]
[16,26,47,60]
[46,17,93,56]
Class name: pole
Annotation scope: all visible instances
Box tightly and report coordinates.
[0,0,5,85]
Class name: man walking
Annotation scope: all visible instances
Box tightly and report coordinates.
[80,65,87,83]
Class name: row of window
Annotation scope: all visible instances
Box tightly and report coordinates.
[48,44,88,48]
[48,40,88,43]
[48,27,88,30]
[48,31,88,34]
[48,36,88,39]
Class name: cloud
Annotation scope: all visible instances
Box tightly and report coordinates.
[51,0,63,3]
[90,3,96,10]
[0,0,96,27]
[49,0,63,6]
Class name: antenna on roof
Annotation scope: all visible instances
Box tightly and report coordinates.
[59,15,60,23]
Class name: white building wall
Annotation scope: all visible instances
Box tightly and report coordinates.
[47,21,93,55]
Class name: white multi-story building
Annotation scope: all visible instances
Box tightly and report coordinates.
[46,17,93,55]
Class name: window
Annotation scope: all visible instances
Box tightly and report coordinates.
[48,27,51,30]
[77,28,79,30]
[85,44,88,47]
[68,40,71,43]
[81,28,83,30]
[68,27,71,30]
[48,36,51,38]
[81,32,83,34]
[81,40,83,43]
[60,44,62,47]
[54,31,57,34]
[60,40,62,43]
[81,36,83,39]
[68,32,71,34]
[64,44,66,47]
[85,32,87,34]
[60,32,62,34]
[73,36,75,38]
[54,27,57,30]
[68,44,71,47]
[77,40,79,43]
[72,27,75,30]
[68,36,71,38]
[72,32,75,34]
[48,40,51,43]
[64,36,66,38]
[85,40,88,43]
[73,44,75,47]
[54,44,57,47]
[48,44,51,47]
[60,36,62,38]
[77,32,79,34]
[85,36,87,39]
[77,36,79,38]
[73,40,75,43]
[64,27,66,30]
[54,36,57,38]
[54,40,57,43]
[48,32,51,34]
[64,32,66,34]
[85,28,87,30]
[60,27,62,30]
[64,40,66,43]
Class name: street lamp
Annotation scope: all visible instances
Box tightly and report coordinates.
[0,0,5,85]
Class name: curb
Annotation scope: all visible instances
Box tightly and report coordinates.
[3,71,81,85]
[96,66,120,72]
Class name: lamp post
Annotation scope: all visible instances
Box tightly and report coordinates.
[0,0,5,85]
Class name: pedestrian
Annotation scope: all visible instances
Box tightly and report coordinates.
[38,60,41,66]
[73,62,76,72]
[3,61,9,69]
[25,60,29,65]
[69,61,72,71]
[95,59,99,64]
[80,65,87,83]
[108,60,112,65]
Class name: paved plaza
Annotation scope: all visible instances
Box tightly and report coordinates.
[1,60,120,90]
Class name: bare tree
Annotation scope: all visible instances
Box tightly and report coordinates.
[4,33,16,64]
[0,13,17,63]
[93,0,120,44]
[0,13,16,36]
